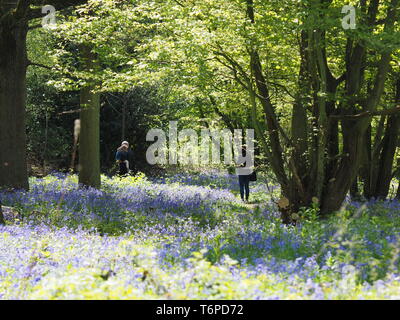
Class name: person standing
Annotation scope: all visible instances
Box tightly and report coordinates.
[116,142,129,176]
[237,146,255,203]
[238,173,250,203]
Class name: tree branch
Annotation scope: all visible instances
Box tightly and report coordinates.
[27,61,52,70]
[171,0,185,7]
[330,105,400,120]
[57,109,81,115]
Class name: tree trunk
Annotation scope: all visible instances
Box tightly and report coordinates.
[121,100,126,141]
[0,15,29,190]
[321,122,367,213]
[350,177,360,200]
[372,79,400,198]
[374,115,400,198]
[78,45,101,189]
[321,0,397,213]
[290,29,311,209]
[0,0,88,191]
[0,203,5,225]
[224,0,398,221]
[360,125,373,199]
[245,0,290,200]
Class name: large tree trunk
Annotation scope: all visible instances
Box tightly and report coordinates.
[79,88,101,188]
[246,0,289,195]
[290,29,311,210]
[0,14,29,190]
[218,0,398,222]
[321,60,394,213]
[359,125,373,199]
[78,45,101,189]
[370,78,400,198]
[321,121,369,214]
[0,1,89,191]
[121,99,127,141]
[321,0,397,214]
[374,115,400,198]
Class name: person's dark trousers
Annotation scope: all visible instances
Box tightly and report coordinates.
[238,175,250,201]
[128,149,135,170]
[119,162,128,176]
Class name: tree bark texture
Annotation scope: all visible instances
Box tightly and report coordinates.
[0,12,29,190]
[78,45,101,189]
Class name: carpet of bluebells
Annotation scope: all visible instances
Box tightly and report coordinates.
[1,172,400,299]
